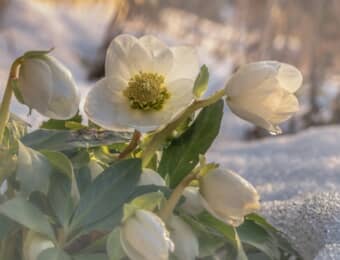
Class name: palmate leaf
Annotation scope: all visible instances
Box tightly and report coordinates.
[68,159,141,238]
[0,197,55,241]
[16,141,53,196]
[21,129,132,151]
[158,100,223,188]
[37,248,71,260]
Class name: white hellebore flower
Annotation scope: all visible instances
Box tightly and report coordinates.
[168,215,199,260]
[23,231,54,260]
[138,168,166,186]
[120,209,174,260]
[181,186,204,216]
[17,55,79,119]
[85,34,199,132]
[199,168,260,227]
[225,61,303,134]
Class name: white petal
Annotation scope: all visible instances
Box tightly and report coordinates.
[166,78,195,112]
[167,46,200,82]
[17,58,53,115]
[43,56,80,119]
[105,34,138,80]
[85,77,176,132]
[127,41,153,75]
[139,35,173,75]
[84,77,133,131]
[225,61,277,97]
[277,63,303,93]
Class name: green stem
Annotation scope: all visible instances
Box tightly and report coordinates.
[141,88,226,167]
[0,58,22,144]
[158,172,197,222]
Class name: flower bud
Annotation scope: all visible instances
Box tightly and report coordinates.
[180,186,204,216]
[199,168,260,227]
[225,61,302,134]
[138,168,166,186]
[17,55,79,119]
[23,231,54,260]
[168,215,199,260]
[120,209,174,260]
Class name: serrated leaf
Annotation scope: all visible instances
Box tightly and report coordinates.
[193,65,209,98]
[16,142,52,195]
[107,228,125,260]
[37,248,71,260]
[158,100,223,188]
[0,197,55,240]
[22,129,132,151]
[68,159,141,238]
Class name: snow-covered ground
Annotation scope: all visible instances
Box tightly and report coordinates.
[1,1,340,259]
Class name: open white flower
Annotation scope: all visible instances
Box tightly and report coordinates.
[199,168,260,227]
[168,215,199,260]
[120,209,174,260]
[225,61,303,134]
[17,55,79,119]
[85,34,199,132]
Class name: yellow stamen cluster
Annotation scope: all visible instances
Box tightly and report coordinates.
[124,72,170,111]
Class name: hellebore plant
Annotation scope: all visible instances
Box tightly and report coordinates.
[0,34,303,260]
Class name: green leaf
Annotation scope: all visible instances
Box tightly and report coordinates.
[237,220,280,260]
[107,228,125,260]
[16,141,53,195]
[122,192,164,222]
[48,173,74,229]
[42,150,80,203]
[198,212,247,260]
[193,65,209,98]
[22,129,132,151]
[0,197,55,240]
[37,248,71,260]
[68,159,142,237]
[73,254,108,260]
[0,214,19,240]
[245,214,301,259]
[40,114,83,130]
[0,146,17,183]
[158,100,223,188]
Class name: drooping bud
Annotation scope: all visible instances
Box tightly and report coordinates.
[120,209,174,260]
[17,54,79,119]
[199,168,260,226]
[138,168,166,186]
[225,61,302,134]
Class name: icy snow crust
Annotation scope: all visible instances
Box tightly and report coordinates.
[1,1,340,259]
[209,127,340,259]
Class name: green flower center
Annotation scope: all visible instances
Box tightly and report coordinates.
[123,72,170,111]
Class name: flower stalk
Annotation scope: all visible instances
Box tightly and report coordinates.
[141,88,226,167]
[0,58,23,144]
[158,172,198,222]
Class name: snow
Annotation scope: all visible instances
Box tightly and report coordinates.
[209,126,340,259]
[1,1,340,259]
[0,0,113,126]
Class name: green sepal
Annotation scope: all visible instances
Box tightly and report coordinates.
[193,65,209,98]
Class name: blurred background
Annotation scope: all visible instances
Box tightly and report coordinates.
[1,0,340,142]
